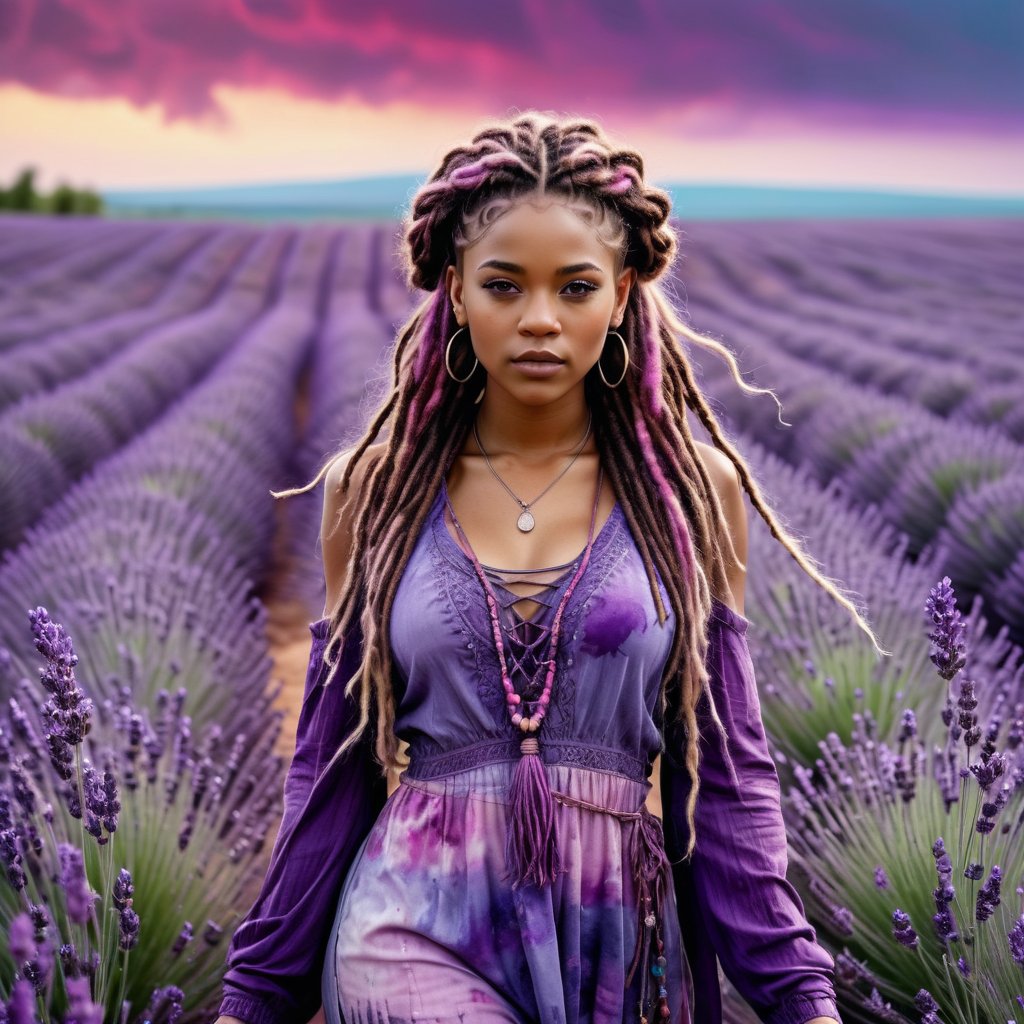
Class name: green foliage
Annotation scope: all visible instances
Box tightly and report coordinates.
[0,609,286,1022]
[0,165,104,216]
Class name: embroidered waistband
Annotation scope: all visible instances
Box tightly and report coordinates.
[403,736,649,783]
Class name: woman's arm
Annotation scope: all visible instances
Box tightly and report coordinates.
[217,614,388,1024]
[659,450,841,1024]
[659,610,842,1024]
[218,449,389,1024]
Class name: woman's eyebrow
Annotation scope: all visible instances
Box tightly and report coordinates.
[476,259,604,275]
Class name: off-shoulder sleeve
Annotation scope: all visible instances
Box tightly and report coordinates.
[218,618,388,1024]
[659,603,841,1024]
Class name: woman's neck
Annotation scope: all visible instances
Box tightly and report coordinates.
[473,388,592,457]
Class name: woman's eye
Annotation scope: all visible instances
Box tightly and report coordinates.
[484,279,517,294]
[564,280,598,296]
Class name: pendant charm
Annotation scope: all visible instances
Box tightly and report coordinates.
[517,509,536,532]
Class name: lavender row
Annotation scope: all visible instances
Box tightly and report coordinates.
[0,226,336,728]
[694,219,1022,363]
[364,222,420,335]
[0,227,248,410]
[699,432,1024,1019]
[0,217,145,289]
[0,228,287,552]
[782,578,1024,1023]
[680,220,1024,443]
[0,603,282,1023]
[0,219,168,330]
[732,437,1023,773]
[0,221,213,350]
[687,294,1024,636]
[0,224,346,1019]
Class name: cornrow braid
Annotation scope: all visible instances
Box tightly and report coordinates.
[277,109,890,861]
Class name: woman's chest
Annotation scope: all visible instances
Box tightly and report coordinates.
[388,489,676,743]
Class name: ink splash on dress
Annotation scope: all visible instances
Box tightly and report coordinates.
[580,591,647,657]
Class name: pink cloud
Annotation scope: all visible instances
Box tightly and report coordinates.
[0,0,1019,133]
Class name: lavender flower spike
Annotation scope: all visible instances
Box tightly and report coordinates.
[892,908,919,949]
[64,975,103,1024]
[171,921,193,956]
[1010,915,1024,965]
[914,988,942,1024]
[976,865,1002,922]
[58,843,96,925]
[143,985,185,1024]
[7,976,37,1024]
[112,868,134,911]
[925,577,967,680]
[30,606,94,750]
[8,912,36,963]
[118,907,140,952]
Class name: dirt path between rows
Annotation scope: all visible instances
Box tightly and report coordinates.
[261,362,412,784]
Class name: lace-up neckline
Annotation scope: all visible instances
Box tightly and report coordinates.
[437,478,620,698]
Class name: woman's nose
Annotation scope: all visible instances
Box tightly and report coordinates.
[519,294,560,334]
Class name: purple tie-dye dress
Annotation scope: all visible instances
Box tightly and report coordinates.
[326,487,687,1023]
[219,485,841,1024]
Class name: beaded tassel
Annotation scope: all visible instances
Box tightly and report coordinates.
[625,805,672,1022]
[445,463,605,890]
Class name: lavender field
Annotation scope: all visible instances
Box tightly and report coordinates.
[0,212,1022,1024]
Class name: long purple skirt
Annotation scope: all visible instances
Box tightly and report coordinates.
[321,760,691,1024]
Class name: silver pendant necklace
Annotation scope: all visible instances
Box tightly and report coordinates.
[473,412,593,532]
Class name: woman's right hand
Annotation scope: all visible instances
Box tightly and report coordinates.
[214,1017,246,1024]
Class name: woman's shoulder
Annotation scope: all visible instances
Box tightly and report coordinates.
[323,441,390,500]
[321,441,390,617]
[691,440,737,499]
[692,440,748,616]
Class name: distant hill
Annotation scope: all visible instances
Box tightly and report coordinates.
[103,174,419,222]
[102,172,1024,222]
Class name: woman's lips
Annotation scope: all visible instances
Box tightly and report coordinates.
[511,359,565,378]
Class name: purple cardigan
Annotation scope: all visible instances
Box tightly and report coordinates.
[219,610,841,1024]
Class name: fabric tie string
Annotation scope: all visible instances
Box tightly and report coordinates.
[550,787,672,1020]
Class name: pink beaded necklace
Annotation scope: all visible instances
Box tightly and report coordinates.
[444,459,674,1023]
[443,462,605,890]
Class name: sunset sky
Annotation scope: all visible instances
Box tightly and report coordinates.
[1,0,1021,196]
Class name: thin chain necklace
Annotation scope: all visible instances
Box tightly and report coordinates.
[473,412,592,534]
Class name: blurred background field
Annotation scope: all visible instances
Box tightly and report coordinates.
[1,1,1022,1022]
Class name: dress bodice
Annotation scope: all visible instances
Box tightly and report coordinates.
[388,486,677,782]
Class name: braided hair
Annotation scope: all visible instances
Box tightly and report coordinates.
[278,110,887,860]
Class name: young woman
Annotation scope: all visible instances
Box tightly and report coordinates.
[217,111,882,1024]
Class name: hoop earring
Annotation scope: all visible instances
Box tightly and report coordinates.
[597,330,629,388]
[445,326,479,383]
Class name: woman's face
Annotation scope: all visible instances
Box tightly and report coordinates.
[445,199,635,407]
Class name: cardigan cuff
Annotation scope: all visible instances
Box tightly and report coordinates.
[766,992,842,1024]
[218,990,297,1024]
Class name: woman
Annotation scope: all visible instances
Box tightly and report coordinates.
[217,111,883,1024]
